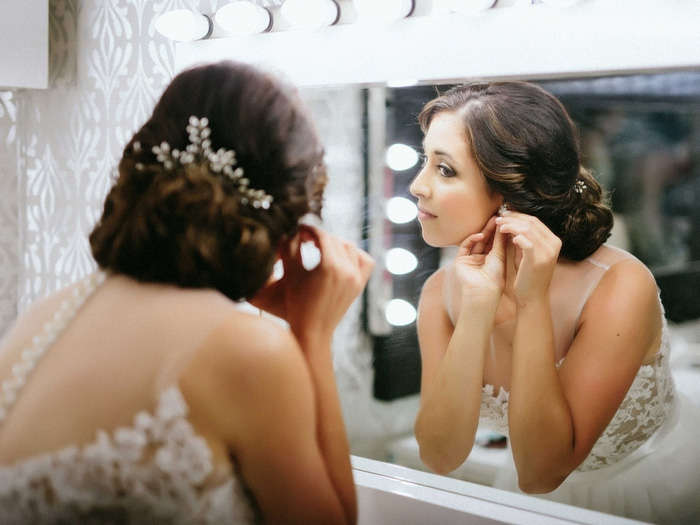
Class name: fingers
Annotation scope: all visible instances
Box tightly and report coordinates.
[297,225,374,287]
[489,220,506,260]
[455,215,501,261]
[494,211,562,263]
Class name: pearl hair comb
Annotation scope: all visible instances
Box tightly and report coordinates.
[146,116,274,210]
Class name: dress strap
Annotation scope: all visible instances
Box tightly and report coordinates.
[0,271,107,426]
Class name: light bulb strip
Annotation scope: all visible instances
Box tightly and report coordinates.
[157,0,583,42]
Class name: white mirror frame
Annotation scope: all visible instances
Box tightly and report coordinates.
[174,0,700,88]
[351,456,642,524]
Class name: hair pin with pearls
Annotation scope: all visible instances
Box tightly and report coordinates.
[148,116,274,210]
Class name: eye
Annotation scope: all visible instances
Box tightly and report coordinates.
[418,152,428,168]
[438,163,456,178]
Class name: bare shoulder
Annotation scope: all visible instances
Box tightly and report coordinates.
[178,310,312,442]
[188,311,305,385]
[591,254,659,308]
[580,252,662,361]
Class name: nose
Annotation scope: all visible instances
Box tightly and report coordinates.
[409,167,428,198]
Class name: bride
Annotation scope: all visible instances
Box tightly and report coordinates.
[0,60,371,524]
[412,81,700,524]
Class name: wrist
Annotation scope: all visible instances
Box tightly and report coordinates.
[460,291,500,314]
[515,293,549,311]
[292,326,334,353]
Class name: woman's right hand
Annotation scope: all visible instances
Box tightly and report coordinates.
[251,225,374,342]
[453,216,506,303]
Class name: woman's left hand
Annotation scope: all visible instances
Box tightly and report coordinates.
[495,210,561,303]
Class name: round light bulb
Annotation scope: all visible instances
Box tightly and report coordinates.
[385,197,418,224]
[281,0,340,30]
[215,2,272,35]
[155,10,212,42]
[385,143,419,171]
[385,248,418,275]
[385,299,417,326]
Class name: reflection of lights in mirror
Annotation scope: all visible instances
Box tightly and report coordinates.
[385,196,418,224]
[154,10,213,42]
[385,298,418,326]
[281,0,340,30]
[368,86,444,401]
[385,143,420,171]
[385,247,418,275]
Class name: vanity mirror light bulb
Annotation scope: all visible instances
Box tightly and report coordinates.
[385,197,418,224]
[155,10,213,42]
[215,2,273,35]
[354,0,415,23]
[281,0,340,30]
[385,143,419,171]
[385,299,417,326]
[385,248,418,275]
[446,0,497,14]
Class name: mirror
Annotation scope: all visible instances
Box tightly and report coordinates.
[174,1,700,520]
[296,69,700,520]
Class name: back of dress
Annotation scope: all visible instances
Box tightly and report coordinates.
[0,272,257,523]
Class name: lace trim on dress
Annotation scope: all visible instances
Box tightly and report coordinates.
[0,271,257,523]
[0,385,256,523]
[479,322,675,472]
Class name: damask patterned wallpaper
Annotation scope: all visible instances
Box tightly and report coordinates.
[1,0,243,336]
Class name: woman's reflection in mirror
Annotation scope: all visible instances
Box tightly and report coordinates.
[410,81,700,524]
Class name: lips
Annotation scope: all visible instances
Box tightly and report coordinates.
[417,207,437,220]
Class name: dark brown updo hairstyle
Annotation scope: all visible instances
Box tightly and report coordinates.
[419,81,613,260]
[90,61,327,300]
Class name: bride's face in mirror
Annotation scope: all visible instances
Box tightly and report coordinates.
[409,113,502,248]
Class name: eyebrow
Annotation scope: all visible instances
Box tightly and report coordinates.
[422,146,457,163]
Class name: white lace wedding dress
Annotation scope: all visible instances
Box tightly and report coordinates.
[446,244,700,524]
[0,273,257,523]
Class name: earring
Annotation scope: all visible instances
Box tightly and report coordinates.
[498,203,508,215]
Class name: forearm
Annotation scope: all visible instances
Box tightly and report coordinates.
[415,303,496,474]
[508,299,574,492]
[296,330,357,524]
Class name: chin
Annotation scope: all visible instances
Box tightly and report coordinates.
[419,234,451,248]
[418,225,463,248]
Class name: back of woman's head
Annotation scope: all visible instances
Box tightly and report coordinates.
[419,81,613,260]
[90,61,327,300]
